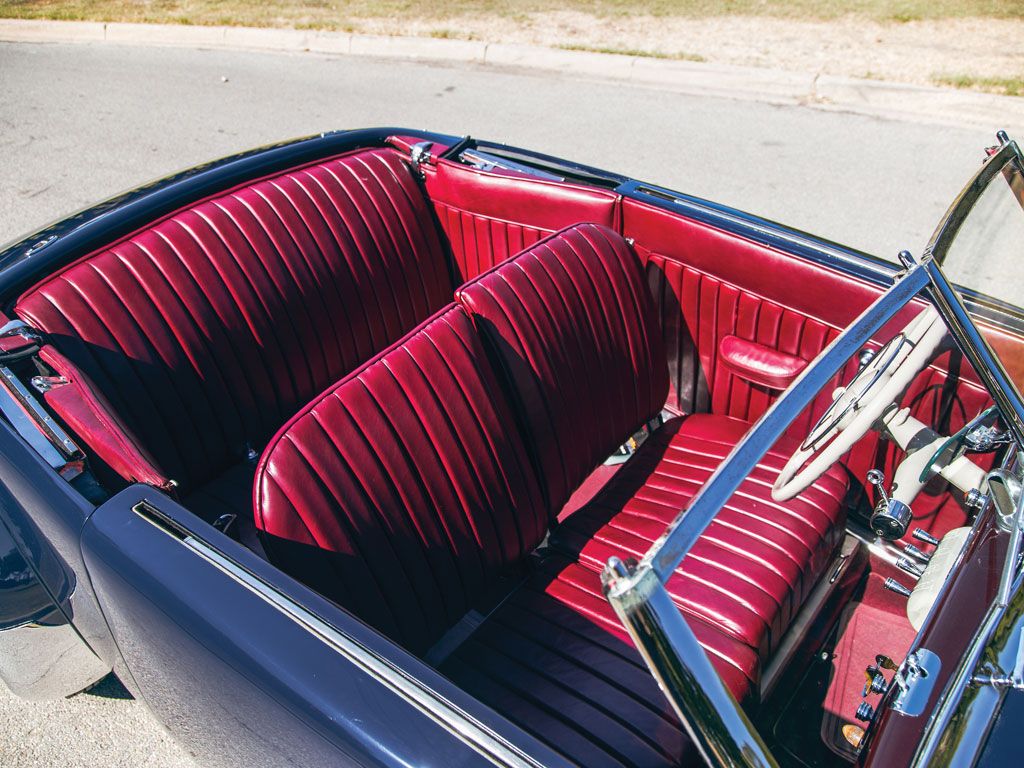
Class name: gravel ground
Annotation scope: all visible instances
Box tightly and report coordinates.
[0,676,194,767]
[363,12,1024,89]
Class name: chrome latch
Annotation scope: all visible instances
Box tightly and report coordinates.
[409,141,433,178]
[890,648,941,716]
[972,627,1024,691]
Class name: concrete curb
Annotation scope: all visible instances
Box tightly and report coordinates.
[3,18,1023,133]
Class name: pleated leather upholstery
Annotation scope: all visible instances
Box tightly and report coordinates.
[456,223,669,512]
[253,305,548,655]
[425,158,622,282]
[16,148,452,493]
[440,557,758,768]
[555,414,849,663]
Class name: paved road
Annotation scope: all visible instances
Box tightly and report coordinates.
[0,40,1013,768]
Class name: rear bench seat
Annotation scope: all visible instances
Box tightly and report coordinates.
[254,223,848,766]
[14,148,453,522]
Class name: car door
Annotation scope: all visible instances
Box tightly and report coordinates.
[81,484,568,768]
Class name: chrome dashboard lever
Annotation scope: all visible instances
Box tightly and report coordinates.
[896,556,924,579]
[866,469,912,540]
[903,543,931,563]
[912,528,940,546]
[883,577,913,598]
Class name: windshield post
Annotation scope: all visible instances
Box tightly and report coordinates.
[603,559,777,768]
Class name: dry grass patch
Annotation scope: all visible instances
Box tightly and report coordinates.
[556,43,704,61]
[934,73,1024,97]
[1,0,1023,28]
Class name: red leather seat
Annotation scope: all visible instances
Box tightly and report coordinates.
[253,304,753,767]
[16,148,452,512]
[253,223,848,767]
[254,305,549,655]
[554,414,848,662]
[456,222,848,677]
[455,222,670,512]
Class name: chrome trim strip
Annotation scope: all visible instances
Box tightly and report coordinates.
[0,365,82,478]
[132,502,543,768]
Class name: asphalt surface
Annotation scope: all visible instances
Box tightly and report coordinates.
[0,40,1016,768]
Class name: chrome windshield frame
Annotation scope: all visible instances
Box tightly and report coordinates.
[602,135,1024,765]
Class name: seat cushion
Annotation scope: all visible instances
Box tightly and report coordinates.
[17,147,452,493]
[455,223,669,512]
[440,557,757,768]
[553,413,849,664]
[253,305,549,655]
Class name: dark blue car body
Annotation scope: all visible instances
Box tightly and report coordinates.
[2,127,1021,768]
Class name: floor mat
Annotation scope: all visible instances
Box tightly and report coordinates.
[821,601,916,759]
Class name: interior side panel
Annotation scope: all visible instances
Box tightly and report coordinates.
[423,159,621,283]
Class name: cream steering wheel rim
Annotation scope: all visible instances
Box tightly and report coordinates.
[771,305,947,502]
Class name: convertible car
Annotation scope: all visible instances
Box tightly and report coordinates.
[1,126,1022,768]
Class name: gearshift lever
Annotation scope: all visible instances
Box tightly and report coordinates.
[866,469,912,540]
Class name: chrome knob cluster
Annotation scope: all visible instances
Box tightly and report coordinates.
[854,655,897,727]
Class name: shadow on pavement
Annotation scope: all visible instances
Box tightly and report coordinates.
[80,672,133,700]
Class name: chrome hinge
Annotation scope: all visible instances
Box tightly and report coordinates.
[890,648,941,716]
[972,627,1024,691]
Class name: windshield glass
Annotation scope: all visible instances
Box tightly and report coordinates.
[941,158,1024,307]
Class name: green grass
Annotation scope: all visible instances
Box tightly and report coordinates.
[1,0,1022,28]
[934,73,1024,96]
[557,43,705,61]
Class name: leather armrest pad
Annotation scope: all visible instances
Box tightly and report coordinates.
[38,346,173,489]
[718,335,807,390]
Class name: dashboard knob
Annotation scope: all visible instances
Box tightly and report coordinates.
[870,499,912,540]
[855,701,875,722]
[863,669,888,696]
[912,528,940,547]
[896,556,924,579]
[903,544,931,563]
[883,577,913,598]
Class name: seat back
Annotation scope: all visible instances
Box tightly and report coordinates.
[16,148,452,492]
[253,305,548,654]
[455,223,669,511]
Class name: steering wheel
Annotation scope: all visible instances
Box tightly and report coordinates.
[771,305,948,501]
